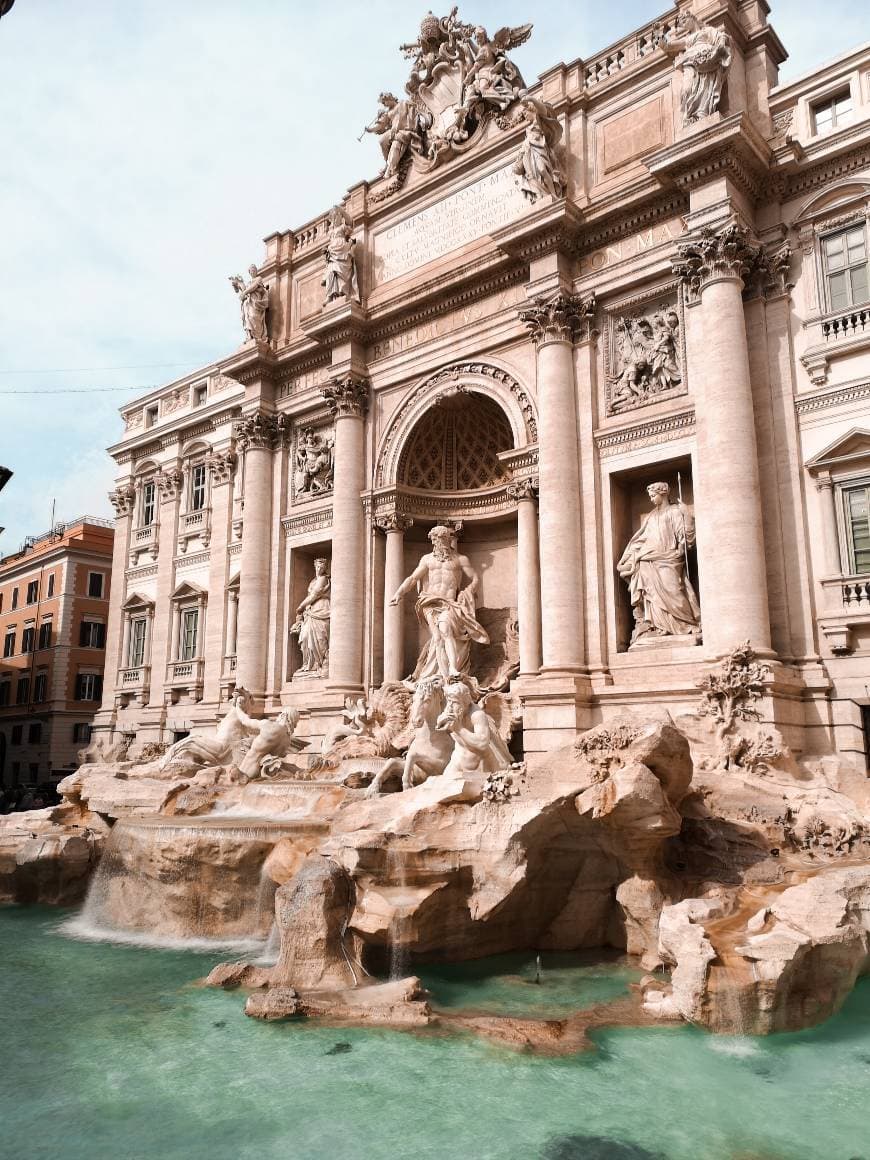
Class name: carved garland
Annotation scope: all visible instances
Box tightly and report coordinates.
[375,362,538,488]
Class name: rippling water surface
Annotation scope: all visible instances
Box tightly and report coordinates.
[2,906,868,1160]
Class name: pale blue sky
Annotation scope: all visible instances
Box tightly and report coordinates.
[1,1,866,551]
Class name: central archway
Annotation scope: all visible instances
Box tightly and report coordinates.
[397,390,514,492]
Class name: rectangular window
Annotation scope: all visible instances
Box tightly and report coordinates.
[79,620,106,648]
[141,481,156,527]
[38,620,52,650]
[813,89,853,134]
[0,593,4,613]
[27,722,41,744]
[16,677,29,705]
[844,483,870,575]
[3,630,15,657]
[11,725,22,745]
[11,587,18,610]
[87,572,105,599]
[73,723,92,744]
[180,609,198,661]
[11,761,19,778]
[823,225,869,312]
[47,573,55,598]
[33,673,47,703]
[29,763,38,779]
[145,404,158,428]
[0,683,9,707]
[26,580,38,604]
[194,384,207,407]
[130,617,147,668]
[21,626,34,653]
[75,673,103,701]
[190,464,207,512]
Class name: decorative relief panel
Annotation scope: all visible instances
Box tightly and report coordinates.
[603,287,686,416]
[292,424,335,503]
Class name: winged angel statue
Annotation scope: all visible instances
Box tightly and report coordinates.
[364,12,533,178]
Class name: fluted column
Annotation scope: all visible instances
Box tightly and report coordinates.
[673,220,772,655]
[202,449,236,704]
[234,413,281,702]
[101,484,136,711]
[321,375,369,691]
[377,513,413,683]
[148,467,183,705]
[508,479,542,676]
[519,293,592,672]
[226,590,239,658]
[121,615,132,669]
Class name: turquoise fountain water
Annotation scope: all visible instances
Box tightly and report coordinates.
[2,906,869,1160]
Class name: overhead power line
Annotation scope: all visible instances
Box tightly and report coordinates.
[0,361,201,375]
[0,384,160,396]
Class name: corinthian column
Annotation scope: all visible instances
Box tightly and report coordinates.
[102,483,136,707]
[234,412,281,703]
[518,293,592,672]
[321,375,369,692]
[507,479,542,677]
[377,512,413,683]
[673,220,771,655]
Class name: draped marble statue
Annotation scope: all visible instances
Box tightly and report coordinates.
[229,265,269,343]
[389,525,489,681]
[513,93,564,203]
[667,12,732,126]
[322,206,359,304]
[291,558,331,674]
[617,482,700,644]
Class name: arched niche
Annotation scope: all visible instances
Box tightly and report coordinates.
[375,361,537,489]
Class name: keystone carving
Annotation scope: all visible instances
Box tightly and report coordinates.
[519,293,596,346]
[320,376,370,419]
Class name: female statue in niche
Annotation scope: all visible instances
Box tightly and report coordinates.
[617,481,700,645]
[291,558,331,674]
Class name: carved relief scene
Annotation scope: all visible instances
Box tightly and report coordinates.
[605,292,686,415]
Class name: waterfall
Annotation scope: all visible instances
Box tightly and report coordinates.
[386,846,410,982]
[59,818,294,953]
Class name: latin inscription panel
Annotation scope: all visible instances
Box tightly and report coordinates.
[372,165,528,284]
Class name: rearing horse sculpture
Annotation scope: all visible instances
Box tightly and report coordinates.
[367,677,452,796]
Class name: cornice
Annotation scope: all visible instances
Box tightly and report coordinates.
[595,408,695,457]
[795,381,870,417]
[645,113,773,203]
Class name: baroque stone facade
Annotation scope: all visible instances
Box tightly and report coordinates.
[95,2,870,774]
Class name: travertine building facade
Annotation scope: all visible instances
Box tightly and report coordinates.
[96,2,870,770]
[0,518,114,785]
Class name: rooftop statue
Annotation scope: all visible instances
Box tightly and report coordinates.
[513,93,564,203]
[617,481,700,645]
[666,12,732,126]
[389,524,489,682]
[229,264,269,343]
[367,10,533,183]
[322,206,360,304]
[364,89,434,178]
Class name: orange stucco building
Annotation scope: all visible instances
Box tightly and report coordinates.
[0,517,114,787]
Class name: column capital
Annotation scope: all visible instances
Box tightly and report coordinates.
[233,411,285,451]
[156,468,184,503]
[375,512,414,534]
[321,374,369,418]
[671,219,766,298]
[207,449,238,486]
[108,484,136,517]
[813,469,834,492]
[519,292,596,347]
[507,477,539,503]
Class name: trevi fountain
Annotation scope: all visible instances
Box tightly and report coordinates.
[4,3,870,1158]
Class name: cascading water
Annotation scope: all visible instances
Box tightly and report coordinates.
[61,817,318,952]
[386,846,410,981]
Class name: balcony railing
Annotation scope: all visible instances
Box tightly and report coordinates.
[135,525,156,543]
[115,665,150,695]
[842,578,870,606]
[822,310,870,340]
[166,658,204,685]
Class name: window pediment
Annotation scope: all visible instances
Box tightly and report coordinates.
[171,580,206,600]
[806,427,870,477]
[121,591,154,612]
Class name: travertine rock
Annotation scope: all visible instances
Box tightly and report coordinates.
[0,808,105,906]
